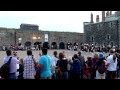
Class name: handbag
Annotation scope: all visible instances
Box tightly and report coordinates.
[55,60,62,79]
[32,55,37,68]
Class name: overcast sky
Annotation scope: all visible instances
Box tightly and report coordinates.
[0,11,116,33]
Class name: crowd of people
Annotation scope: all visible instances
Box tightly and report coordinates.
[0,48,119,79]
[0,43,118,52]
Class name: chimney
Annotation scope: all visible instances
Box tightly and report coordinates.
[110,11,112,15]
[90,13,94,23]
[96,15,99,22]
[106,11,109,17]
[117,11,120,16]
[102,11,105,21]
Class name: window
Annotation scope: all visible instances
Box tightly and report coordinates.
[111,42,114,46]
[85,25,90,31]
[103,43,106,46]
[109,22,113,27]
[97,24,101,29]
[106,34,111,40]
[94,43,97,46]
[91,36,94,41]
[111,22,112,27]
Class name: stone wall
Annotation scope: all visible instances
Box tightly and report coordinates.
[0,28,84,49]
[84,20,119,46]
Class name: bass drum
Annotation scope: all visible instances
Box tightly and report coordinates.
[25,41,31,46]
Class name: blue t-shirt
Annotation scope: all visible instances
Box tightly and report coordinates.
[38,55,52,78]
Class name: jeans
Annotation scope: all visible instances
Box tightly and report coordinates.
[18,73,23,79]
[52,73,57,79]
[106,70,116,79]
[117,69,120,78]
[62,71,68,79]
[9,73,16,79]
[71,73,80,79]
[40,76,52,79]
[96,70,105,79]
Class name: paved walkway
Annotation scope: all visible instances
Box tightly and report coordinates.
[0,50,109,66]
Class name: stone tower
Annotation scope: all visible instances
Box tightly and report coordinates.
[110,11,112,15]
[102,11,105,21]
[96,15,99,22]
[117,11,120,16]
[106,11,109,17]
[90,13,94,23]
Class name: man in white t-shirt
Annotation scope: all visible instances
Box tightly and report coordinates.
[51,51,58,79]
[106,49,117,79]
[3,50,18,79]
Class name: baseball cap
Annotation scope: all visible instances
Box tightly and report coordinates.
[98,53,104,59]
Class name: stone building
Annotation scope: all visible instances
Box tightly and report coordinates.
[84,11,120,47]
[0,24,84,49]
[20,23,39,30]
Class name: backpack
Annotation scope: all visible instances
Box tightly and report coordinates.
[83,63,89,75]
[0,57,12,79]
[98,62,106,74]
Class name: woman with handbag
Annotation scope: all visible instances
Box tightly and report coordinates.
[56,52,68,79]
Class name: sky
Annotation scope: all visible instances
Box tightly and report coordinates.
[0,11,116,33]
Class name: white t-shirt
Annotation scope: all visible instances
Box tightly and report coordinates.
[16,59,19,77]
[3,56,18,73]
[51,56,59,74]
[106,55,117,71]
[51,56,58,66]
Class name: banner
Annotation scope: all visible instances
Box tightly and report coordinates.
[18,38,22,43]
[45,34,48,42]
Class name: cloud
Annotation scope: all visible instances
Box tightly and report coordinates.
[0,11,116,33]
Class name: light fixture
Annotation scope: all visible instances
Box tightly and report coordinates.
[32,36,37,40]
[38,37,40,39]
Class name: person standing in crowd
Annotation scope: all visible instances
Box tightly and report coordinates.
[70,54,81,79]
[51,51,59,79]
[115,49,120,78]
[18,58,24,79]
[62,51,66,59]
[3,50,18,79]
[39,52,42,56]
[23,50,36,79]
[78,51,85,79]
[56,52,68,79]
[95,53,106,79]
[106,49,117,79]
[83,62,91,79]
[12,51,19,79]
[67,58,73,79]
[38,48,52,79]
[91,53,98,79]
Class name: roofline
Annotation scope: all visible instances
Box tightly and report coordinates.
[20,23,39,26]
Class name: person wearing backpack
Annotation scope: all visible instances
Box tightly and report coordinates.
[83,62,91,79]
[70,54,81,79]
[3,50,18,79]
[78,51,85,79]
[95,53,106,79]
